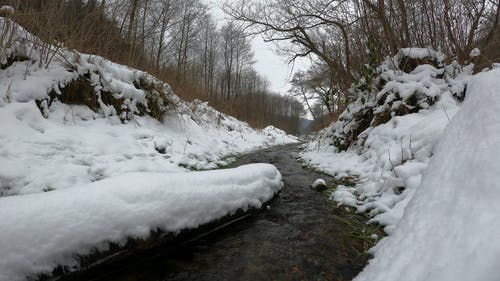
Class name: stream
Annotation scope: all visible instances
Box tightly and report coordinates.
[85,143,368,281]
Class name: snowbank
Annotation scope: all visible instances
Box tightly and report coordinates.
[262,125,292,144]
[0,17,296,196]
[0,16,296,280]
[0,163,283,281]
[354,66,500,281]
[300,49,472,232]
[0,100,297,196]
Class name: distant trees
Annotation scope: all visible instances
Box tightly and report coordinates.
[110,0,304,133]
[225,0,499,124]
[2,0,498,132]
[0,0,304,133]
[290,61,342,119]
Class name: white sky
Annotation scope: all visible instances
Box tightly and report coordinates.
[251,37,293,93]
[205,0,311,94]
[251,37,312,93]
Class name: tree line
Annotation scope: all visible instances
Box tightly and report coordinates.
[1,0,305,134]
[224,0,499,124]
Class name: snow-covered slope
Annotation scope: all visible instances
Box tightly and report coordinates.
[0,17,296,196]
[301,47,500,280]
[0,99,294,196]
[354,66,500,281]
[300,49,472,233]
[0,16,296,280]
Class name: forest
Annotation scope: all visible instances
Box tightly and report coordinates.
[1,0,498,133]
[0,0,305,133]
[225,0,498,128]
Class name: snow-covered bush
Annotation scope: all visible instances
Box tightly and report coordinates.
[0,17,178,122]
[301,48,473,232]
[324,48,468,152]
[354,67,500,281]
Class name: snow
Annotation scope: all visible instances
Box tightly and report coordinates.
[300,51,473,233]
[302,45,500,279]
[470,47,481,58]
[312,178,326,188]
[399,47,446,62]
[0,100,296,196]
[0,17,297,196]
[354,67,500,281]
[0,17,297,280]
[0,164,283,281]
[0,5,14,12]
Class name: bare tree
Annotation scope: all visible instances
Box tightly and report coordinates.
[225,0,497,103]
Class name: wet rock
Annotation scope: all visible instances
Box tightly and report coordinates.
[311,178,327,191]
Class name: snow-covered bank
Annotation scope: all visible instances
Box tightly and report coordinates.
[0,17,296,196]
[354,66,500,281]
[0,100,295,196]
[300,49,472,232]
[0,163,282,281]
[301,47,500,279]
[0,16,296,280]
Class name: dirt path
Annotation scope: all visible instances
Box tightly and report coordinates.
[93,143,368,281]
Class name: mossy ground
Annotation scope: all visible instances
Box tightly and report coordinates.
[324,183,385,259]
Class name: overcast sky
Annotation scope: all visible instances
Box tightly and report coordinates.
[251,37,313,94]
[205,0,311,94]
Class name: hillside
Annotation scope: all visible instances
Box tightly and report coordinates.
[355,67,500,281]
[0,16,296,196]
[301,48,472,231]
[300,48,500,280]
[0,16,296,280]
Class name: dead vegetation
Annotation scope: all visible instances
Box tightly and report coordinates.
[0,0,303,133]
[328,50,455,152]
[33,69,173,122]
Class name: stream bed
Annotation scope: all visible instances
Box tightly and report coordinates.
[83,143,369,281]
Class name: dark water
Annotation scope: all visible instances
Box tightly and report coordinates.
[94,144,367,281]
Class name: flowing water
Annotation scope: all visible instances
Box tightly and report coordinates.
[87,143,368,281]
